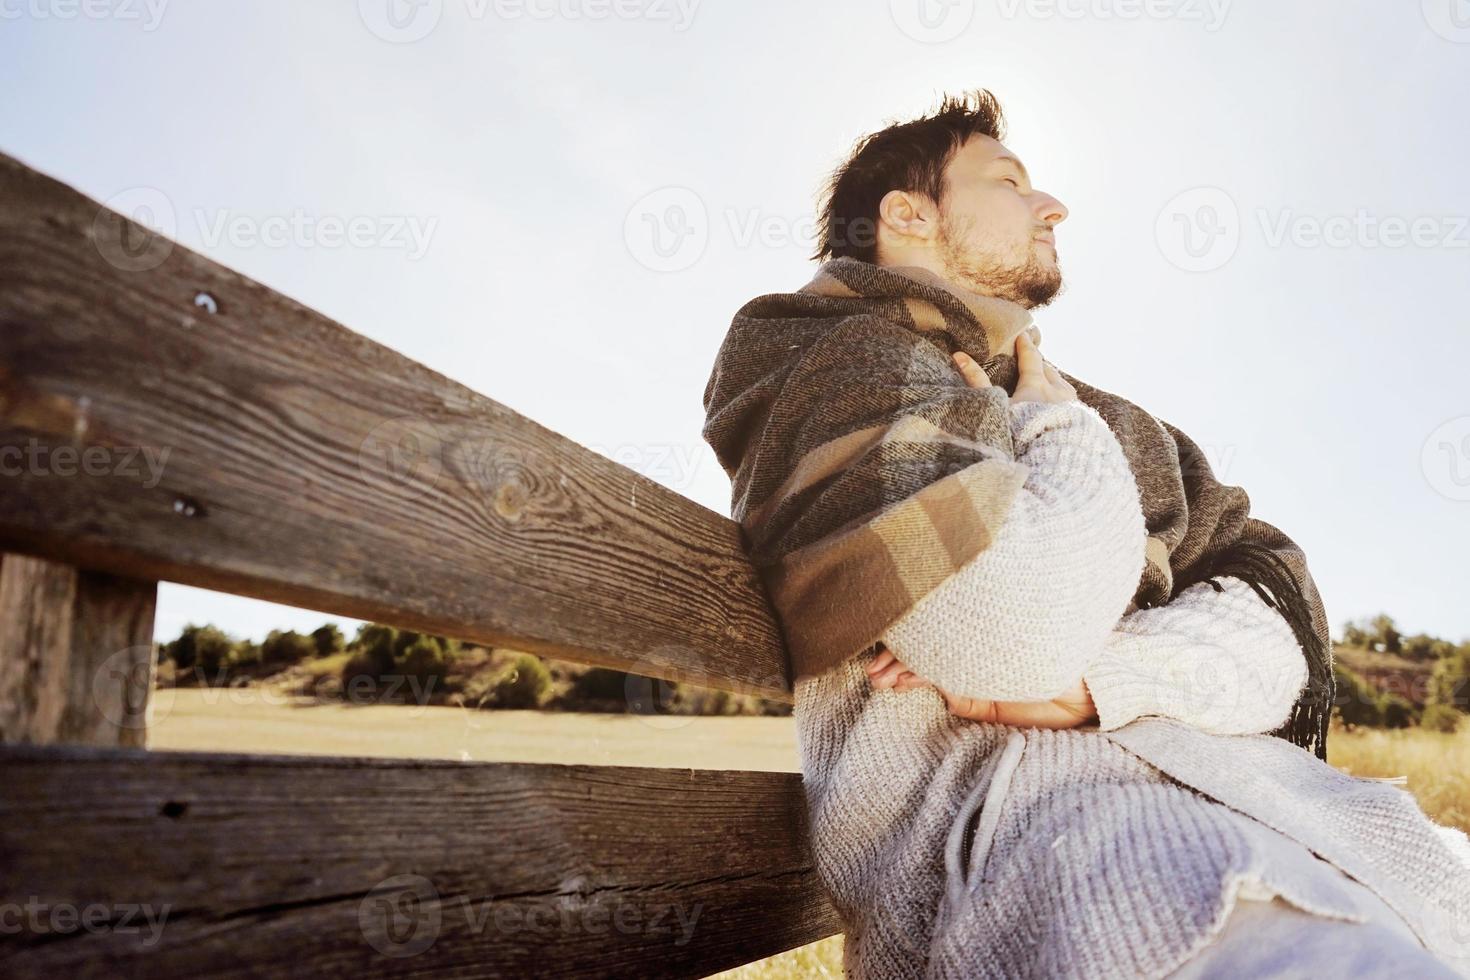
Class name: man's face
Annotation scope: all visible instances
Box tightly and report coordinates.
[934,135,1068,309]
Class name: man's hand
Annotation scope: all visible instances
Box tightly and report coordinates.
[876,339,1094,728]
[865,646,1098,729]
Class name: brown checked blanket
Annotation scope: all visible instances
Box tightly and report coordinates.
[702,256,1334,759]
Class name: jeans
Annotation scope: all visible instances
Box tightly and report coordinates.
[1167,861,1464,979]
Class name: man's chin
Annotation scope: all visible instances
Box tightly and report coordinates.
[939,250,1063,308]
[1013,269,1064,309]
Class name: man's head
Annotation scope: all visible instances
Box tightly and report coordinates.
[813,90,1068,309]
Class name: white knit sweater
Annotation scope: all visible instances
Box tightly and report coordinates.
[794,399,1470,978]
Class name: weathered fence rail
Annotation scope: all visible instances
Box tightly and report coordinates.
[0,150,841,977]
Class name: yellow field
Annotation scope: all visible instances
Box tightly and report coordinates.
[150,696,1466,978]
[1327,724,1470,832]
[147,688,802,771]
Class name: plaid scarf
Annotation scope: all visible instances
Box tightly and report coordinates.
[702,257,1333,759]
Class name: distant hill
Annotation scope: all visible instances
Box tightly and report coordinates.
[1334,643,1435,709]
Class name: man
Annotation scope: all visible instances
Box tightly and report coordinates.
[702,90,1470,978]
[822,101,1103,729]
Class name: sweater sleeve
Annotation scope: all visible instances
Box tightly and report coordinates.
[1082,576,1310,735]
[878,398,1147,702]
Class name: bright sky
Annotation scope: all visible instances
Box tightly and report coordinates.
[3,1,1468,647]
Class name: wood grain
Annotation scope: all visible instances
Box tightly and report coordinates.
[0,553,156,746]
[0,744,842,978]
[0,151,790,699]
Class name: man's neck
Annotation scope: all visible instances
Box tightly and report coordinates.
[877,261,1040,362]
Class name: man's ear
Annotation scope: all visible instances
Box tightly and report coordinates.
[877,188,938,244]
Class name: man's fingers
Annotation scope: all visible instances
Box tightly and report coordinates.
[942,690,1000,724]
[942,695,1096,729]
[951,351,992,389]
[893,672,926,692]
[1014,331,1045,383]
[865,649,896,675]
[869,659,909,689]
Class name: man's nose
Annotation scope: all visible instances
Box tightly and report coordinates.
[1034,191,1068,226]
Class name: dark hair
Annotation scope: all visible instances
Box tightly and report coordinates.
[812,89,1008,264]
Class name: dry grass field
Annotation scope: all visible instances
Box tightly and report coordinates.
[148,689,802,772]
[151,697,1467,978]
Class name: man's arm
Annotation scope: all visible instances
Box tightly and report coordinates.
[1083,575,1310,735]
[876,343,1147,703]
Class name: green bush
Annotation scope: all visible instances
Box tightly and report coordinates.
[568,667,633,704]
[349,624,400,673]
[1430,648,1470,712]
[486,654,552,709]
[310,624,345,657]
[1380,693,1417,730]
[228,642,263,671]
[1333,664,1385,728]
[691,687,735,716]
[1421,704,1464,734]
[398,636,455,687]
[340,624,461,702]
[260,629,317,667]
[164,625,236,685]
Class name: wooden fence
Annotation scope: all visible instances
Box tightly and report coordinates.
[0,150,842,977]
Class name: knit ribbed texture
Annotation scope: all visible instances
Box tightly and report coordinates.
[1085,575,1310,735]
[794,396,1470,979]
[881,399,1145,702]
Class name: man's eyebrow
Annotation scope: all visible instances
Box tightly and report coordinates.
[990,153,1031,183]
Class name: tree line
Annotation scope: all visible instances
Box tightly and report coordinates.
[154,612,1469,730]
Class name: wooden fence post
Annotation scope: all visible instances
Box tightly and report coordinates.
[0,553,157,747]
